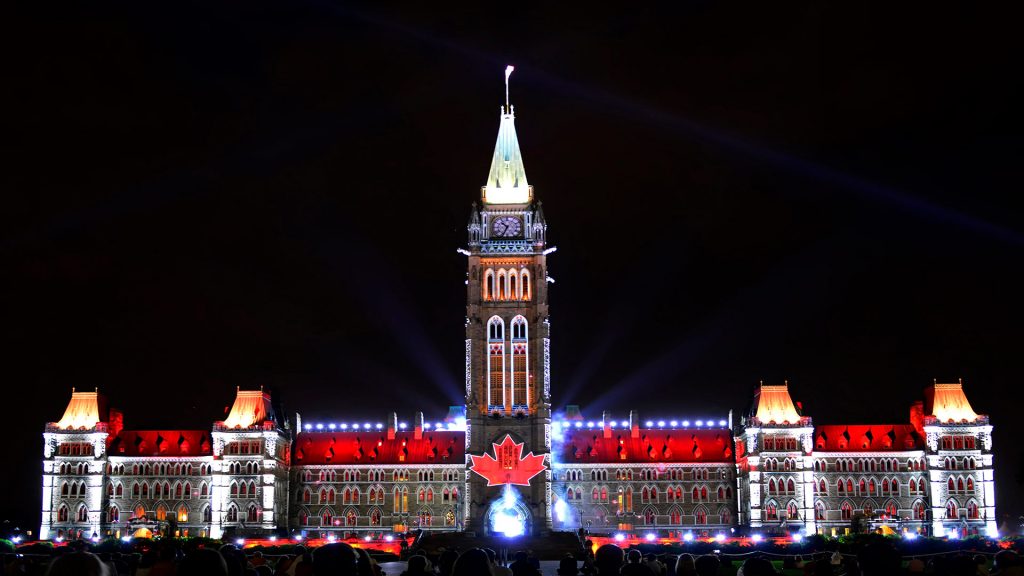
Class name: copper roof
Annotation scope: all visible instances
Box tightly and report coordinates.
[753,384,802,425]
[294,431,465,465]
[107,430,212,457]
[813,424,923,452]
[557,429,734,464]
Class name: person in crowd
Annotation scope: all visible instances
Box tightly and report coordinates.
[904,557,925,574]
[977,554,992,576]
[484,548,513,576]
[621,549,655,576]
[556,554,579,576]
[354,548,381,576]
[313,542,358,576]
[46,551,110,576]
[280,545,314,576]
[993,550,1024,576]
[643,554,664,576]
[452,548,493,576]
[856,541,900,576]
[593,544,624,576]
[673,553,695,576]
[135,550,159,576]
[178,548,229,576]
[694,554,719,576]
[509,550,539,576]
[739,557,776,576]
[434,548,458,576]
[400,554,431,576]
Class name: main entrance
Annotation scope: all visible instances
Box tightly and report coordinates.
[485,485,533,537]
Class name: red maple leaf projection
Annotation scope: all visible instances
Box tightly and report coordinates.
[469,435,547,487]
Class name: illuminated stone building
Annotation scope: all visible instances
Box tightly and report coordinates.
[40,83,998,541]
[41,388,289,540]
[735,380,997,538]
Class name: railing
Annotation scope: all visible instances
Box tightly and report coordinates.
[45,423,109,433]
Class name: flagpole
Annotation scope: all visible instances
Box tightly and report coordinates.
[504,65,514,112]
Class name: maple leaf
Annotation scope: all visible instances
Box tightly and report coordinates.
[469,434,547,487]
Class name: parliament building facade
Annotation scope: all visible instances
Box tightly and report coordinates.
[40,94,998,542]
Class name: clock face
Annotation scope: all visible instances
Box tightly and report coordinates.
[492,216,523,238]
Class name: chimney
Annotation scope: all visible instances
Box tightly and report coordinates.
[414,412,424,440]
[387,412,397,440]
[108,408,124,438]
[602,411,612,439]
[629,410,640,439]
[909,401,925,436]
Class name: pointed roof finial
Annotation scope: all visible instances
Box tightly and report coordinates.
[482,66,531,205]
[504,65,514,113]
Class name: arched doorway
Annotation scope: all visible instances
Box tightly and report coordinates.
[485,488,532,537]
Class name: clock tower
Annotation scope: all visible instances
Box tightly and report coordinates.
[463,91,553,534]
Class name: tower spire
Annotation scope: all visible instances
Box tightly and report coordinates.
[483,66,531,205]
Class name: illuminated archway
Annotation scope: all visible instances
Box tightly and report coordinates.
[485,486,532,537]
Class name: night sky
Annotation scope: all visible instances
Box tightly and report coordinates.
[4,3,1020,532]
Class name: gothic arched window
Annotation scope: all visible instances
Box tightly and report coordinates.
[487,316,506,408]
[484,269,495,301]
[510,316,529,407]
[508,269,518,300]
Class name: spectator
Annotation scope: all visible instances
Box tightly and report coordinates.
[644,554,665,576]
[856,542,900,576]
[485,548,513,576]
[557,554,579,576]
[179,548,229,576]
[354,548,381,576]
[136,551,159,576]
[508,550,539,576]
[401,555,432,576]
[809,557,833,576]
[593,545,624,576]
[313,542,358,576]
[46,551,110,576]
[945,556,981,576]
[436,548,460,576]
[694,555,719,576]
[621,549,655,576]
[219,545,247,576]
[905,557,925,574]
[452,548,493,576]
[977,555,991,576]
[739,557,776,576]
[282,545,314,576]
[674,554,696,576]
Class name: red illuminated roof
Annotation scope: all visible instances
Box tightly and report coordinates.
[813,424,923,452]
[558,429,734,464]
[294,431,465,465]
[107,430,212,457]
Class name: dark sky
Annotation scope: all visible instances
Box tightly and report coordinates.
[3,3,1020,531]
